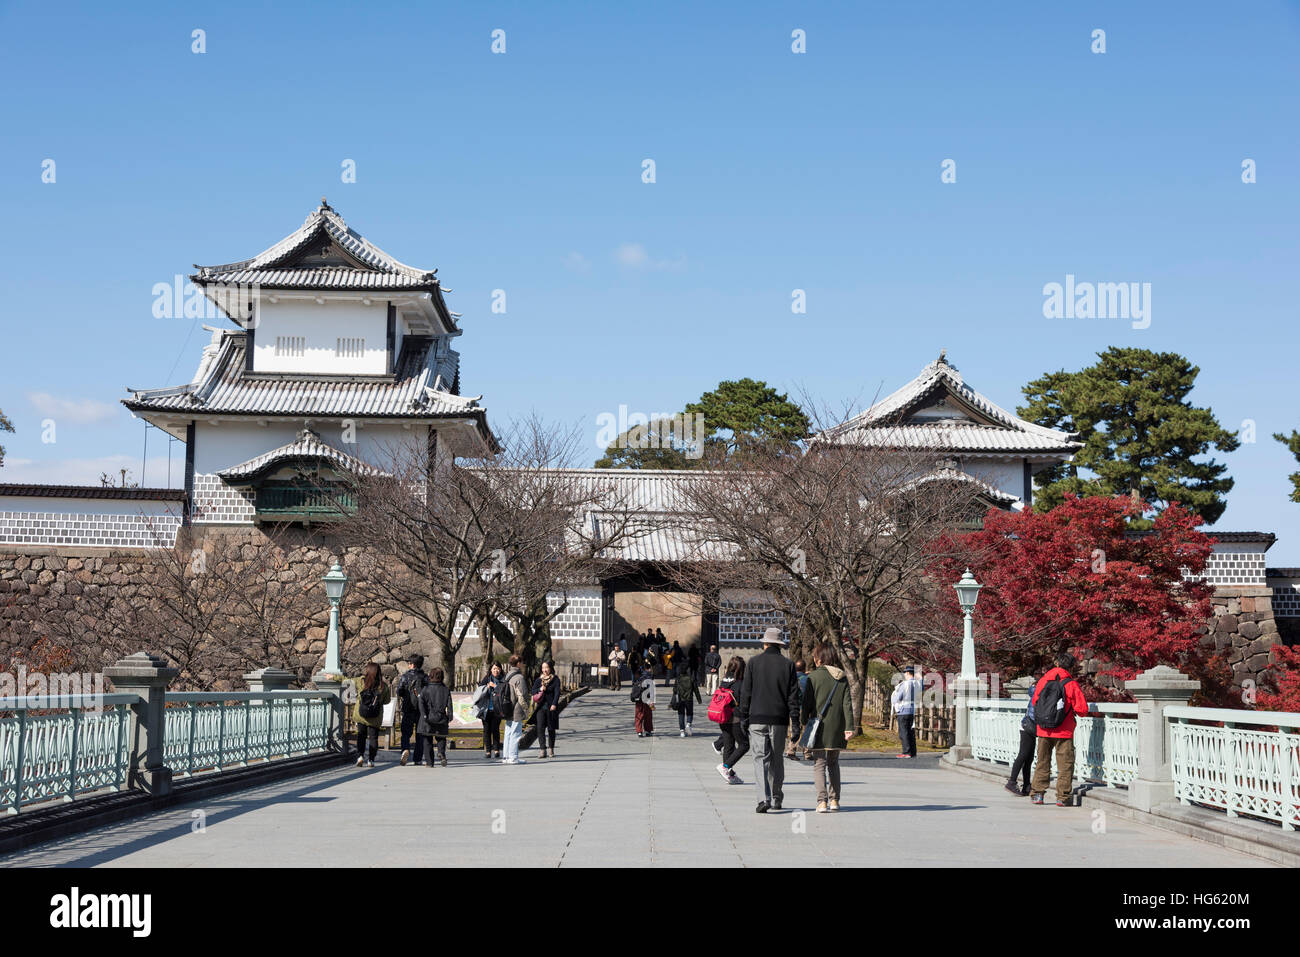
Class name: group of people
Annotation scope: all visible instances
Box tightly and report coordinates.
[610,630,714,686]
[630,627,854,814]
[350,653,564,768]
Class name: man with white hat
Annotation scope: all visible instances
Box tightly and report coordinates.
[737,626,801,813]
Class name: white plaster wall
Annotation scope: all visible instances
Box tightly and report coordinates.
[253,299,388,374]
[0,496,182,547]
[962,458,1025,500]
[193,421,426,474]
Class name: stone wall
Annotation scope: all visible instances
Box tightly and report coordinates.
[1199,587,1284,689]
[0,525,490,685]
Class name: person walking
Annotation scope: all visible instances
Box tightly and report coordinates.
[532,659,562,758]
[672,661,703,736]
[478,661,504,759]
[737,627,800,813]
[417,666,453,767]
[500,655,530,765]
[801,642,854,812]
[633,665,656,737]
[608,643,625,692]
[891,665,922,758]
[1029,653,1090,806]
[785,658,809,761]
[712,656,748,785]
[1006,677,1039,796]
[395,654,429,767]
[353,662,390,768]
[703,644,723,695]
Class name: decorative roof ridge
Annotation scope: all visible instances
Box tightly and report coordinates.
[822,353,1080,447]
[194,200,436,283]
[216,427,387,481]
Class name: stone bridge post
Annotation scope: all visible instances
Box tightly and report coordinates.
[103,652,179,797]
[1124,665,1199,813]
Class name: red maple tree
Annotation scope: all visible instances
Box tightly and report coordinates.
[927,494,1223,700]
[1258,643,1300,713]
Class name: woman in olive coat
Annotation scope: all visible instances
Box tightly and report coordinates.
[799,641,855,812]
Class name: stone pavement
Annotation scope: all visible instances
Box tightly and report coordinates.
[0,689,1274,867]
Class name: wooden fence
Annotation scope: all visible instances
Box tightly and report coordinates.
[862,678,955,748]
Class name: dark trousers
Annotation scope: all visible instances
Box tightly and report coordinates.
[1009,728,1036,790]
[677,701,694,729]
[897,714,916,756]
[355,725,379,760]
[609,667,621,691]
[720,721,749,768]
[482,713,502,753]
[419,732,447,763]
[535,708,557,749]
[399,711,425,764]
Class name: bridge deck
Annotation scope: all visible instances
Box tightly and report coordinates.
[0,689,1273,867]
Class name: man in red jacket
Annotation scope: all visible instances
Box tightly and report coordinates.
[1029,652,1091,806]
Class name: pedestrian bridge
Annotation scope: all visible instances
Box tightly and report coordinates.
[0,689,1279,868]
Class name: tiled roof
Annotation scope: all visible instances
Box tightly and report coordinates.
[216,429,388,482]
[123,330,485,421]
[0,484,186,501]
[192,200,439,293]
[819,354,1081,455]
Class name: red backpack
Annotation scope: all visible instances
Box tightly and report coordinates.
[707,686,736,724]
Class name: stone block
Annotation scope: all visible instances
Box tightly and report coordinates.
[1215,615,1238,633]
[1238,621,1260,640]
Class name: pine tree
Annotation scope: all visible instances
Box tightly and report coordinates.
[594,379,810,468]
[683,378,810,460]
[1018,348,1238,526]
[1272,430,1300,503]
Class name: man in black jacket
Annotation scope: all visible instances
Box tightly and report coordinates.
[395,654,428,767]
[738,628,800,813]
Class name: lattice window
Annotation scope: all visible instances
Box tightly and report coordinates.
[275,336,305,357]
[336,337,365,359]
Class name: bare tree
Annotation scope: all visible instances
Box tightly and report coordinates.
[663,398,986,732]
[337,417,640,682]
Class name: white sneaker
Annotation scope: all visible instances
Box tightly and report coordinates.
[711,741,723,755]
[680,730,686,738]
[716,763,731,782]
[686,724,692,736]
[356,757,365,767]
[366,759,375,768]
[400,750,410,766]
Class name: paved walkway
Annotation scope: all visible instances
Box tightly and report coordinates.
[0,689,1273,867]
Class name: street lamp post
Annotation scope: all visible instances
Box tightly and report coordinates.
[953,568,982,681]
[320,562,349,678]
[313,561,349,752]
[945,568,982,765]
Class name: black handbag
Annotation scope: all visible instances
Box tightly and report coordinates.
[798,677,845,751]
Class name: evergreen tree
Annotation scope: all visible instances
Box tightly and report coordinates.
[1273,430,1300,503]
[684,378,810,460]
[594,379,810,468]
[594,417,696,469]
[1018,348,1238,526]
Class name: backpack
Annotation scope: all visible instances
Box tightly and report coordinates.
[630,682,642,704]
[399,670,428,711]
[1033,673,1076,730]
[707,687,736,724]
[495,675,515,715]
[358,683,384,721]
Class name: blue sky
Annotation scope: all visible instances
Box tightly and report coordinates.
[2,1,1299,555]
